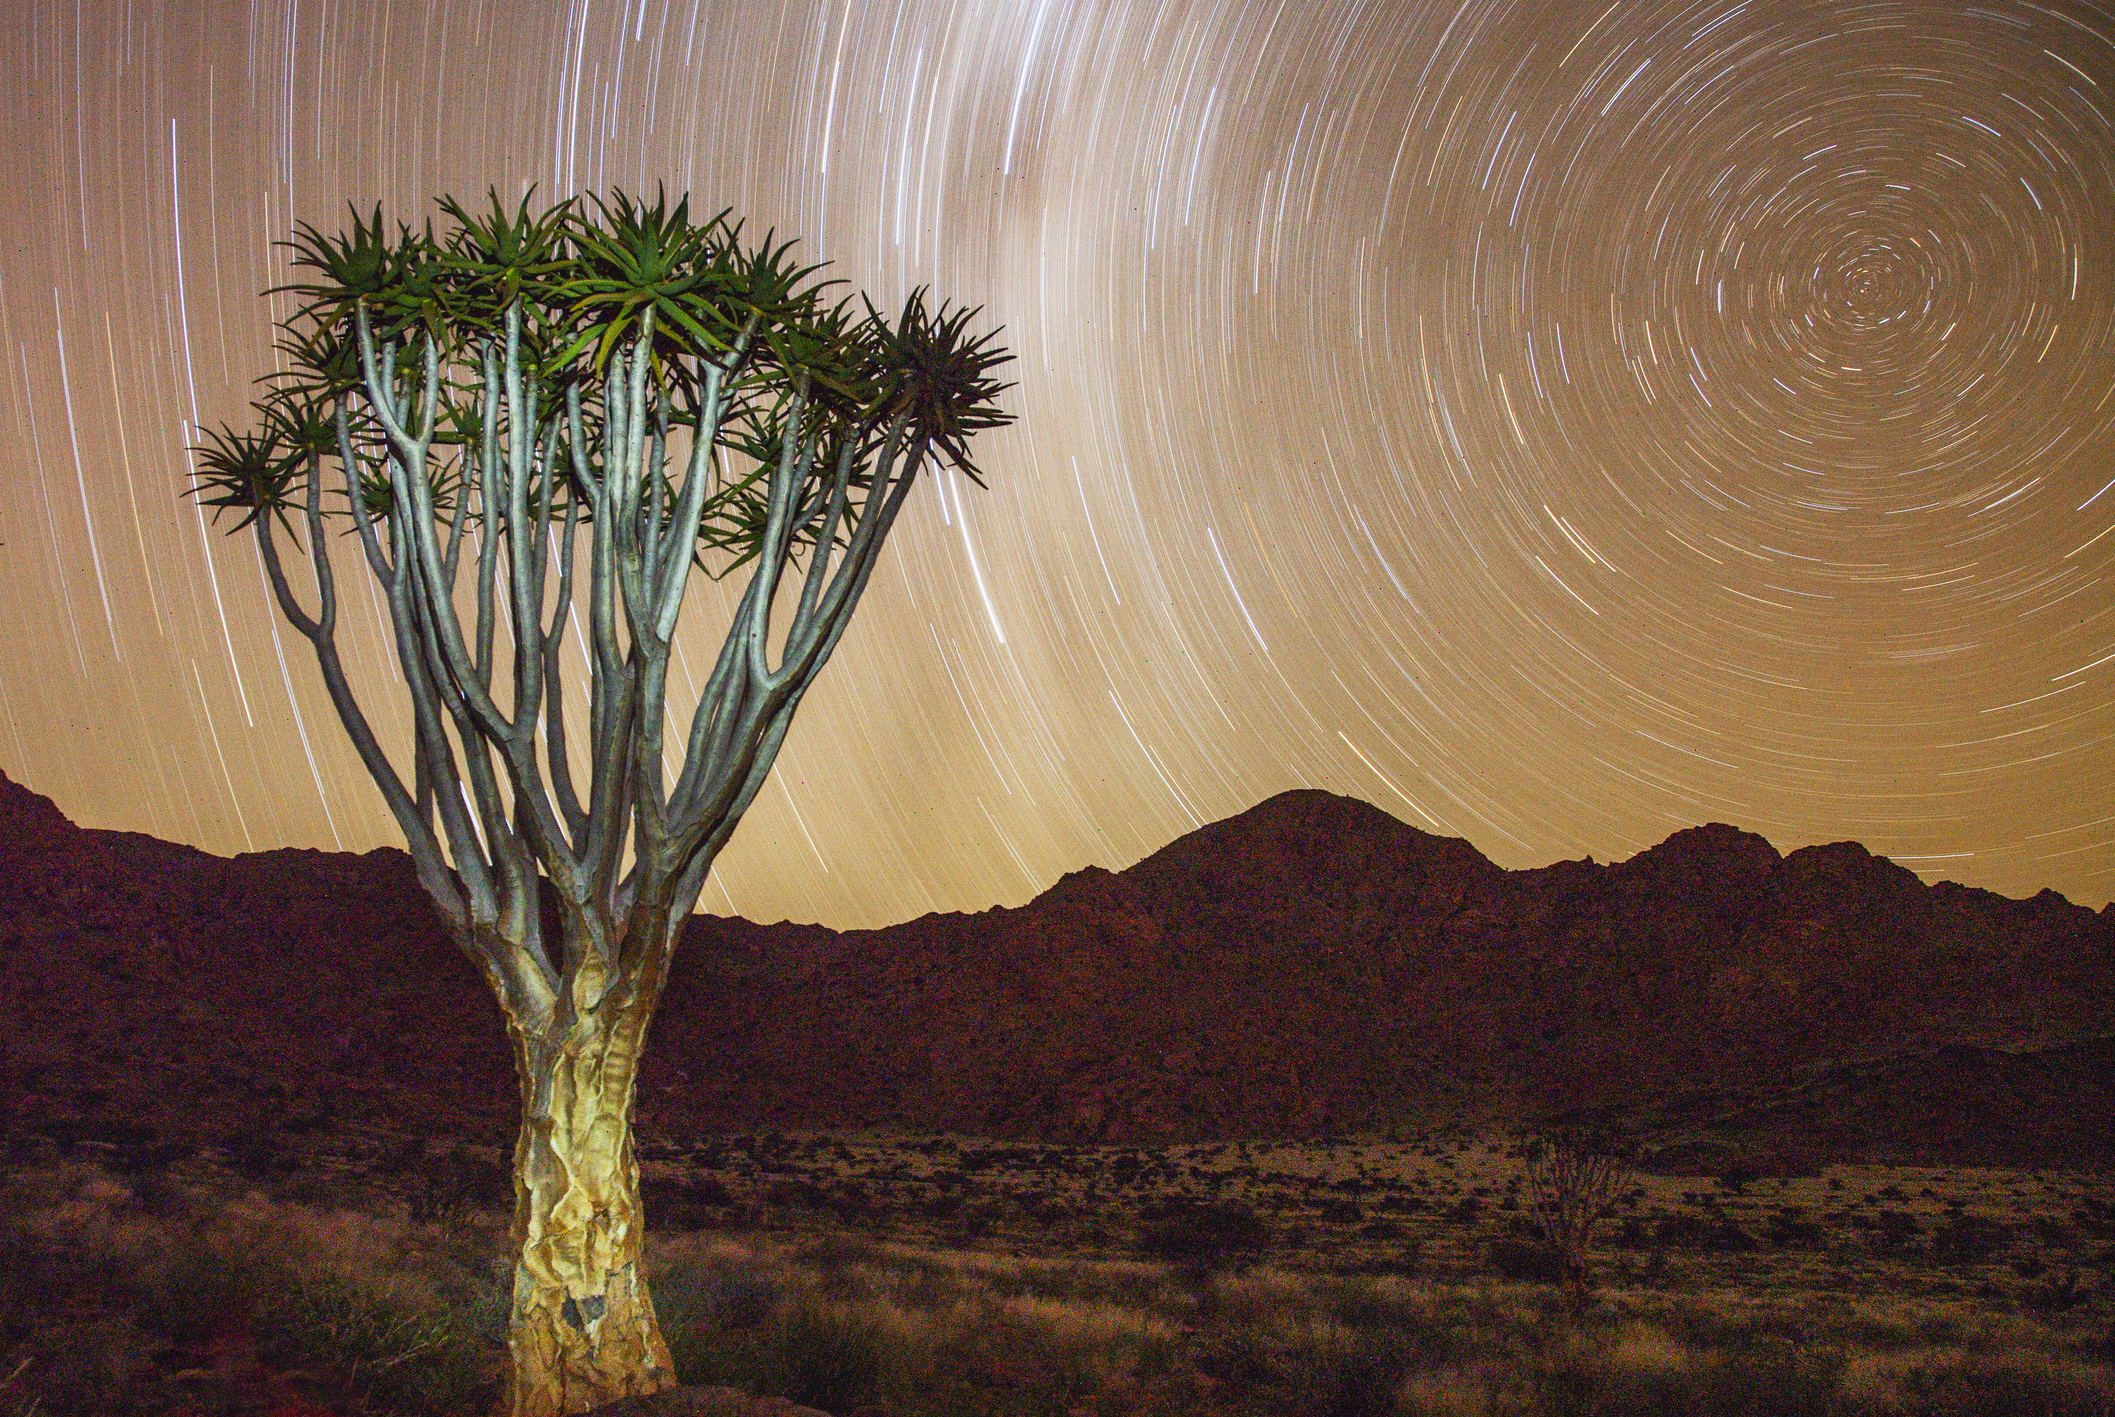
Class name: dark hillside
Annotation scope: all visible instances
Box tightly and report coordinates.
[2,773,2108,1167]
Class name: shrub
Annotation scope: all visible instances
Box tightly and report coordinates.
[1489,1235,1571,1283]
[1764,1209,1825,1249]
[1932,1212,2011,1265]
[773,1299,893,1412]
[2027,1269,2091,1312]
[1873,1209,1922,1255]
[274,1266,497,1414]
[1254,1322,1416,1417]
[1138,1199,1271,1281]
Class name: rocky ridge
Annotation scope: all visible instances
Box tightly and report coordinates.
[1,772,2109,1166]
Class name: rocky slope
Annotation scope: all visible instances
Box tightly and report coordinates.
[2,772,2109,1166]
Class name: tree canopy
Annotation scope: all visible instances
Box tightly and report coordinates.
[186,186,1013,958]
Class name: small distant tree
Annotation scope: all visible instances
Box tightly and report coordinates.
[1519,1125,1637,1305]
[186,188,1011,1416]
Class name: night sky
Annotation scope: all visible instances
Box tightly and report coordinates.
[0,0,2109,928]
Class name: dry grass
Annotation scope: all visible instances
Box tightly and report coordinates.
[0,1128,2110,1415]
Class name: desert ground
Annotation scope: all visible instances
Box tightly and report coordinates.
[3,1121,2111,1416]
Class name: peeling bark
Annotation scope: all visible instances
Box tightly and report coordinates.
[499,999,676,1417]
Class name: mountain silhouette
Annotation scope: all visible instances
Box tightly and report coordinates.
[2,774,2108,1167]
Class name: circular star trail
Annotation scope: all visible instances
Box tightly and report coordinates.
[0,0,2109,925]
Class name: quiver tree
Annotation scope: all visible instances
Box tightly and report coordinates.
[187,187,1012,1416]
[1519,1125,1638,1306]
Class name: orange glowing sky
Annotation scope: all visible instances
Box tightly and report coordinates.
[0,0,2110,926]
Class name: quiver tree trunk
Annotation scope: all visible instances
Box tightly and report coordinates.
[500,979,675,1416]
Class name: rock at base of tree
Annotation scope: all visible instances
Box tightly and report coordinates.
[583,1384,834,1417]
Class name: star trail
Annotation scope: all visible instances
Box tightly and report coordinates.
[0,0,2109,927]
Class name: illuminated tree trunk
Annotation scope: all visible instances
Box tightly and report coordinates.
[500,931,677,1417]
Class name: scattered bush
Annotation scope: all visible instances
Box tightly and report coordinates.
[385,1136,508,1222]
[1932,1212,2011,1264]
[1872,1208,1923,1254]
[2028,1269,2092,1311]
[5,1138,2113,1417]
[1137,1198,1271,1280]
[1489,1236,1572,1284]
[1764,1208,1825,1249]
[771,1299,894,1412]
